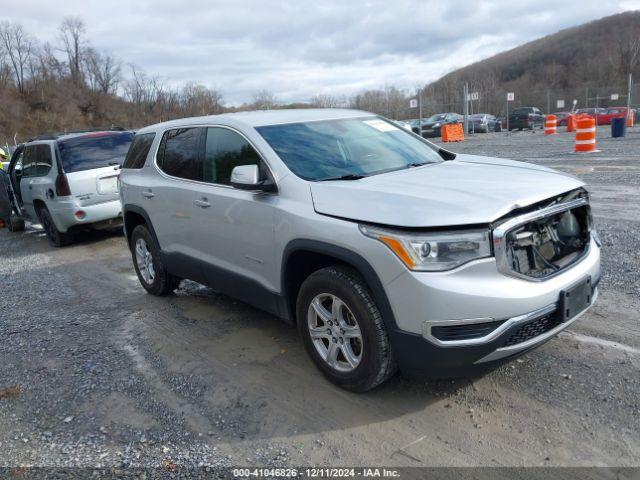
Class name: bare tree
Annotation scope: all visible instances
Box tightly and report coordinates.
[309,94,344,108]
[0,21,33,93]
[85,48,121,94]
[182,82,223,116]
[615,26,640,77]
[59,16,86,86]
[252,89,277,109]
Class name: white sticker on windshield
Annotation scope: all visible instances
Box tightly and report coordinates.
[362,119,399,132]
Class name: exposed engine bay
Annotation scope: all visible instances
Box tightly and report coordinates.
[503,190,591,279]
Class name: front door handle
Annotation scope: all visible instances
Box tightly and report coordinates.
[193,198,211,208]
[141,190,154,198]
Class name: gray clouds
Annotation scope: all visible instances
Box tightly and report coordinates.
[1,0,637,103]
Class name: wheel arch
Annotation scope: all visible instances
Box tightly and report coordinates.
[281,239,398,331]
[123,204,160,249]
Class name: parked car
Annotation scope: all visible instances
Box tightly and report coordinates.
[409,118,433,135]
[119,109,600,392]
[574,108,607,124]
[420,113,463,138]
[508,107,545,130]
[393,120,413,131]
[0,129,134,246]
[555,112,572,126]
[468,114,501,133]
[596,107,632,125]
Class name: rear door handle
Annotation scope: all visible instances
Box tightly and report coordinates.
[193,198,211,208]
[141,190,154,198]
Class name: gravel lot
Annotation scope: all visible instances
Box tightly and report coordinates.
[1,125,639,472]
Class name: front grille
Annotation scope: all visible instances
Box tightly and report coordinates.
[431,320,506,342]
[502,310,562,347]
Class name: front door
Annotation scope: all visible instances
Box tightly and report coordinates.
[189,126,278,297]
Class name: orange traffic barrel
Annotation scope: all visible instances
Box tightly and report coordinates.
[575,117,597,153]
[545,114,557,135]
[627,112,634,127]
[566,114,576,132]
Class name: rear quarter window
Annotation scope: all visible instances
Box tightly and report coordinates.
[123,133,156,169]
[58,132,134,173]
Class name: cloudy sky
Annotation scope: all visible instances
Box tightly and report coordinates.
[2,0,639,104]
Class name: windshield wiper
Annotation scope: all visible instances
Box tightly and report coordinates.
[318,174,366,181]
[406,162,427,168]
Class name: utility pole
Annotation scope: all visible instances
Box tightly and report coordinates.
[627,73,633,114]
[546,89,550,113]
[585,87,588,108]
[418,87,423,126]
[463,83,469,134]
[506,95,509,133]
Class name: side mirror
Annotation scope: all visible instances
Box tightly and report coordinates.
[230,164,276,192]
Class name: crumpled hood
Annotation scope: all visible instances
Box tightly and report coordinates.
[310,154,584,228]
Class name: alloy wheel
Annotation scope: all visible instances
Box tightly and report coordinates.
[135,238,155,284]
[307,293,363,372]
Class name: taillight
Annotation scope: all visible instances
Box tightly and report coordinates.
[55,173,71,196]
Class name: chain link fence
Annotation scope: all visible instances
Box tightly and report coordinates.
[388,83,640,121]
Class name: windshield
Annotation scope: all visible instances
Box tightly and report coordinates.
[256,117,443,181]
[470,114,486,119]
[426,114,447,122]
[58,132,134,173]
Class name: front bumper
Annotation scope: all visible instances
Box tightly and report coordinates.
[420,127,441,138]
[384,237,601,377]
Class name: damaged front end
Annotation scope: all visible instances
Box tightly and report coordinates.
[494,189,592,280]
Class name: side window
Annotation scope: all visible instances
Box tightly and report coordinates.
[157,128,203,181]
[12,149,24,179]
[203,128,261,185]
[21,145,37,178]
[33,145,53,176]
[123,133,155,169]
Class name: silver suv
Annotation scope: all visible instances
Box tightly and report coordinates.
[0,130,133,246]
[119,109,601,392]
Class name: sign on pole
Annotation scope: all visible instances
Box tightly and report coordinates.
[557,99,565,109]
[507,92,515,101]
[409,99,418,108]
[470,92,479,101]
[611,93,619,101]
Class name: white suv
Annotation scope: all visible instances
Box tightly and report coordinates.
[0,130,133,246]
[119,109,600,391]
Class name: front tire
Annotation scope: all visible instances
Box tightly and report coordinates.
[130,224,180,296]
[38,206,73,247]
[296,266,397,392]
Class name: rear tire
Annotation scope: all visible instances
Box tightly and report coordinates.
[130,224,180,296]
[296,266,397,392]
[38,206,73,247]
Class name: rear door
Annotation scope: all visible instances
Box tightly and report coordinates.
[57,132,134,205]
[26,143,56,214]
[19,145,38,218]
[150,127,207,275]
